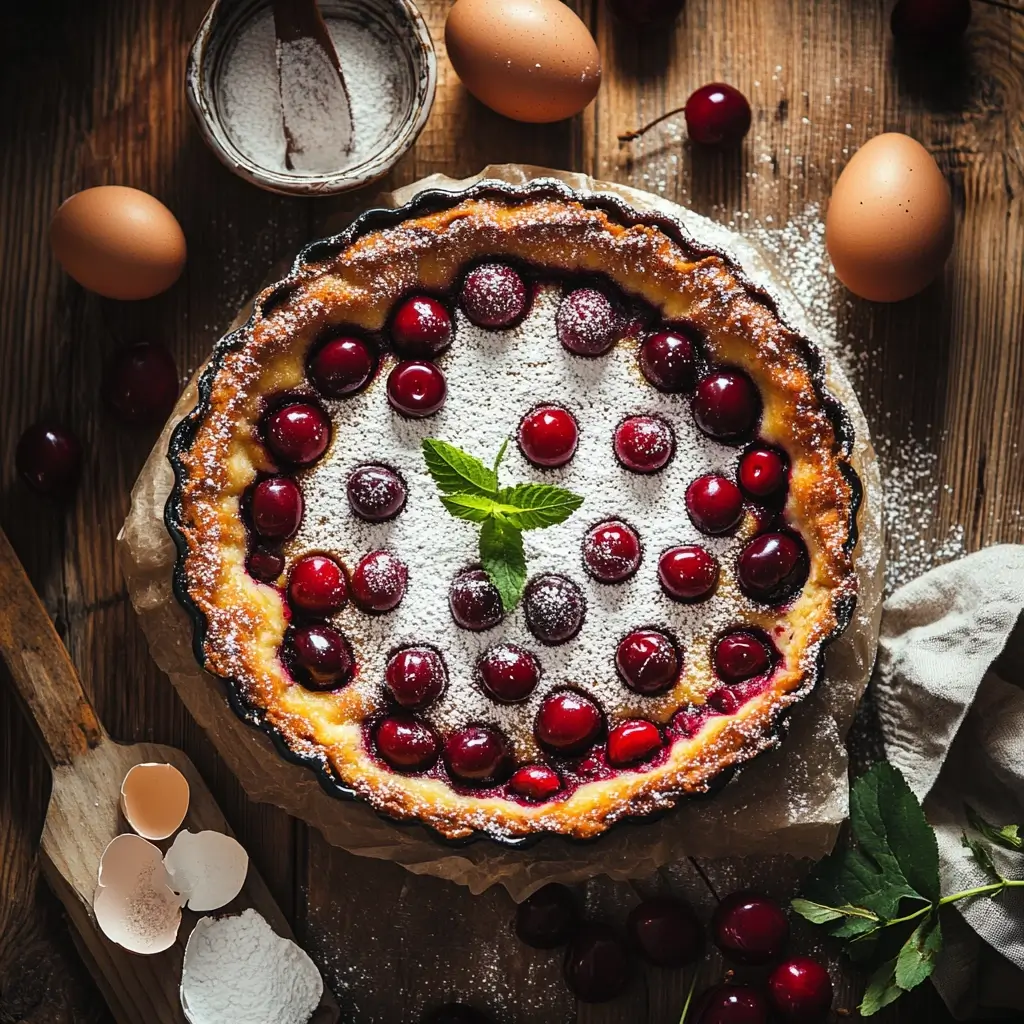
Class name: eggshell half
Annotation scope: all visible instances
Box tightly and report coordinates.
[165,830,249,912]
[120,762,190,841]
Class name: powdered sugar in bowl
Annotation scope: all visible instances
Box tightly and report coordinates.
[186,0,436,196]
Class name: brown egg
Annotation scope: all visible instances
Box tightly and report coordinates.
[826,133,953,303]
[50,186,187,300]
[445,0,601,123]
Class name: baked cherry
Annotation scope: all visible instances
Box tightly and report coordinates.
[627,897,702,967]
[693,370,761,442]
[385,647,446,708]
[15,422,82,498]
[477,643,540,703]
[891,0,971,47]
[536,691,603,753]
[264,402,330,466]
[609,0,685,24]
[102,341,179,425]
[714,632,774,683]
[638,329,698,393]
[693,984,770,1024]
[518,405,578,468]
[308,336,374,396]
[523,574,585,645]
[737,533,809,603]
[684,83,752,146]
[350,549,408,612]
[250,477,303,539]
[768,957,834,1023]
[515,883,579,949]
[556,288,622,356]
[444,724,510,784]
[616,630,680,695]
[564,925,631,1003]
[391,295,453,357]
[686,475,745,535]
[509,764,562,802]
[460,263,528,328]
[376,714,440,772]
[607,719,662,767]
[707,687,742,715]
[288,553,349,616]
[387,360,447,418]
[288,624,353,690]
[582,520,641,583]
[739,447,788,502]
[614,416,674,473]
[712,891,790,966]
[346,464,407,522]
[247,546,285,583]
[421,1004,493,1024]
[449,569,503,631]
[658,546,719,602]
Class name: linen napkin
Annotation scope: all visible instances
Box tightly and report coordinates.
[873,544,1024,1018]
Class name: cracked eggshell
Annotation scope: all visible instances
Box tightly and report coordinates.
[94,834,183,955]
[120,762,190,840]
[164,830,249,912]
[181,909,323,1024]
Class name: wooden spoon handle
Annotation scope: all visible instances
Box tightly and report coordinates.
[0,527,103,769]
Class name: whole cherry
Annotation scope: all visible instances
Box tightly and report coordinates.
[250,477,303,540]
[15,422,82,498]
[391,295,453,358]
[308,336,375,397]
[288,553,349,616]
[685,83,752,146]
[514,883,579,949]
[658,546,719,602]
[607,719,662,767]
[288,624,353,690]
[627,897,703,968]
[449,569,504,631]
[556,288,622,356]
[737,533,809,603]
[616,630,680,695]
[461,263,528,329]
[263,402,330,466]
[564,925,631,1003]
[583,520,642,583]
[523,574,585,645]
[614,416,675,473]
[693,370,761,442]
[385,647,446,709]
[387,360,447,418]
[686,475,745,535]
[712,890,790,966]
[477,643,540,703]
[738,447,788,502]
[518,405,578,468]
[509,764,562,802]
[347,464,407,522]
[376,714,440,772]
[693,984,770,1024]
[535,690,603,754]
[638,328,699,393]
[444,725,510,784]
[768,956,834,1023]
[350,549,408,612]
[102,341,180,425]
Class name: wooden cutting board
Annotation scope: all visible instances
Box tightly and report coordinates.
[0,527,339,1024]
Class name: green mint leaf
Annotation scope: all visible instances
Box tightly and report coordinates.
[440,493,500,524]
[479,517,527,611]
[422,439,497,496]
[966,805,1023,852]
[961,832,1002,882]
[498,483,584,530]
[790,899,845,925]
[894,914,942,992]
[859,959,903,1016]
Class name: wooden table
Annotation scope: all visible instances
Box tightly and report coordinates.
[1,1,1021,1020]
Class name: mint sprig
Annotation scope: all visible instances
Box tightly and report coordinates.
[422,437,583,610]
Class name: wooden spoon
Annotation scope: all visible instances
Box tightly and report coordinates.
[0,526,339,1024]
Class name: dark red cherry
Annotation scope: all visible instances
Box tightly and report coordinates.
[607,719,662,767]
[391,295,453,357]
[768,957,834,1023]
[509,764,562,802]
[385,647,446,708]
[737,533,808,603]
[739,447,788,501]
[891,0,971,47]
[264,402,330,466]
[15,422,82,498]
[707,687,742,715]
[658,546,719,602]
[693,370,760,442]
[346,464,406,521]
[444,725,510,784]
[288,624,353,690]
[250,477,303,539]
[556,288,622,355]
[515,883,579,949]
[536,691,603,753]
[582,520,641,583]
[518,405,578,468]
[564,925,631,1003]
[686,474,745,535]
[288,553,348,616]
[477,643,540,703]
[421,1004,493,1024]
[609,0,684,24]
[714,632,774,683]
[449,569,503,631]
[351,549,408,612]
[614,416,675,473]
[684,83,752,146]
[638,329,698,393]
[376,714,440,772]
[387,361,447,417]
[523,574,585,645]
[693,984,770,1024]
[247,546,285,583]
[308,336,374,396]
[102,341,179,425]
[616,630,680,695]
[627,897,703,968]
[712,891,790,966]
[460,263,528,328]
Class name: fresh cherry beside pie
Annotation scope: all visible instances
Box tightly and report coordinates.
[167,180,861,843]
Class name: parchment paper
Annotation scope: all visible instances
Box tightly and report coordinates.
[118,166,884,899]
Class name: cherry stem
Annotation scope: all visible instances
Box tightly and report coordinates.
[619,105,687,143]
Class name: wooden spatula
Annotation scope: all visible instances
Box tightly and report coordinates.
[0,526,339,1024]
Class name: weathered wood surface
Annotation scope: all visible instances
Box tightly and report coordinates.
[2,0,1022,1020]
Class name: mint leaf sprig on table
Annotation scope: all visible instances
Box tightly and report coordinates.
[793,762,1024,1016]
[421,438,584,611]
